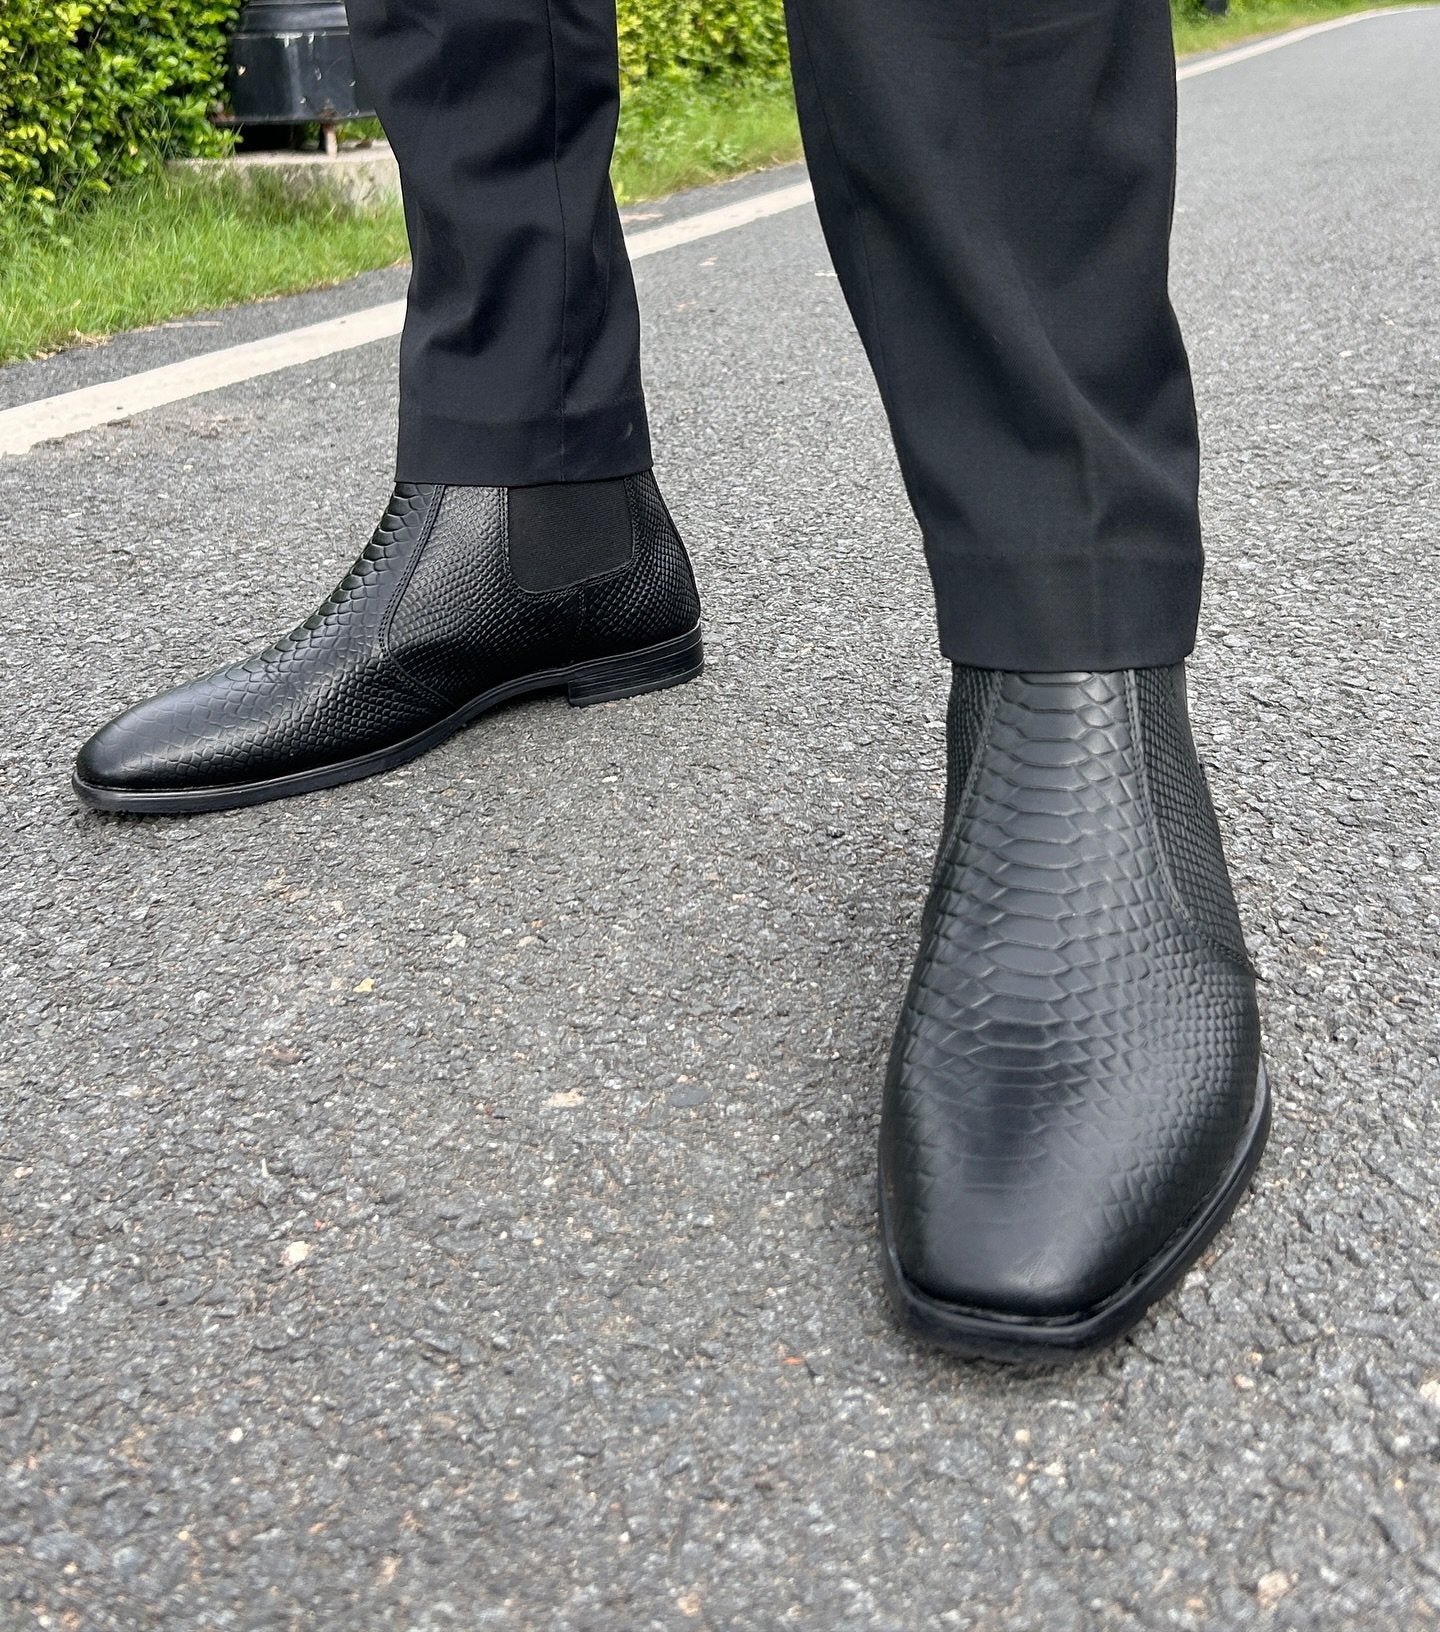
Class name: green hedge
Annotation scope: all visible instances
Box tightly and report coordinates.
[0,1,238,224]
[617,0,789,86]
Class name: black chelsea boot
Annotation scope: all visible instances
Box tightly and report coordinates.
[880,666,1269,1361]
[73,471,702,814]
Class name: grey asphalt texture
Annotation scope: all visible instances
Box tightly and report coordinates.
[3,11,1439,1629]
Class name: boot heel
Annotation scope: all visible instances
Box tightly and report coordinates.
[565,625,704,707]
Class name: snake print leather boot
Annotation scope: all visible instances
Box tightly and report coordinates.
[880,666,1268,1360]
[74,472,701,814]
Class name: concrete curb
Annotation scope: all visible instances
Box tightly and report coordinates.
[169,142,400,207]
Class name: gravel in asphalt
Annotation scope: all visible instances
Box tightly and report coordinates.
[2,12,1438,1629]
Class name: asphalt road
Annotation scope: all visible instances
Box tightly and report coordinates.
[3,11,1439,1629]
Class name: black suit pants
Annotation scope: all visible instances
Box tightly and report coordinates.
[346,0,1204,669]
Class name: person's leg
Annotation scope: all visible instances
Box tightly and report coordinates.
[347,0,649,485]
[73,0,701,815]
[785,0,1200,670]
[786,0,1266,1357]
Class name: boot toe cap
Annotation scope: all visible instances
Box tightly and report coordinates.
[73,685,235,800]
[75,705,183,796]
[887,1185,1156,1321]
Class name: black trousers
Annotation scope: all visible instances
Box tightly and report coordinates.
[345,0,1203,670]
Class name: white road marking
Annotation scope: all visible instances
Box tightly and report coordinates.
[0,304,407,458]
[627,178,815,255]
[0,10,1429,458]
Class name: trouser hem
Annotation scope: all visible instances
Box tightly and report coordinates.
[932,550,1203,671]
[395,397,652,487]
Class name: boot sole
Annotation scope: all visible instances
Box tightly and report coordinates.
[878,1062,1271,1363]
[73,624,704,816]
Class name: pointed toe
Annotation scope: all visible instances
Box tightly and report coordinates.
[73,702,180,804]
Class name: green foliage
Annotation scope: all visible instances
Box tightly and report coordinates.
[0,1,238,224]
[616,0,790,87]
[0,0,786,228]
[613,73,799,203]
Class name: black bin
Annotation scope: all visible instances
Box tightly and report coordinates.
[227,1,373,129]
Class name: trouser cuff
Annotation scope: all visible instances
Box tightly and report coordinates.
[932,549,1203,671]
[396,396,652,487]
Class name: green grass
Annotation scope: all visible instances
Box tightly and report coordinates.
[613,73,801,204]
[0,171,410,363]
[0,0,1418,364]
